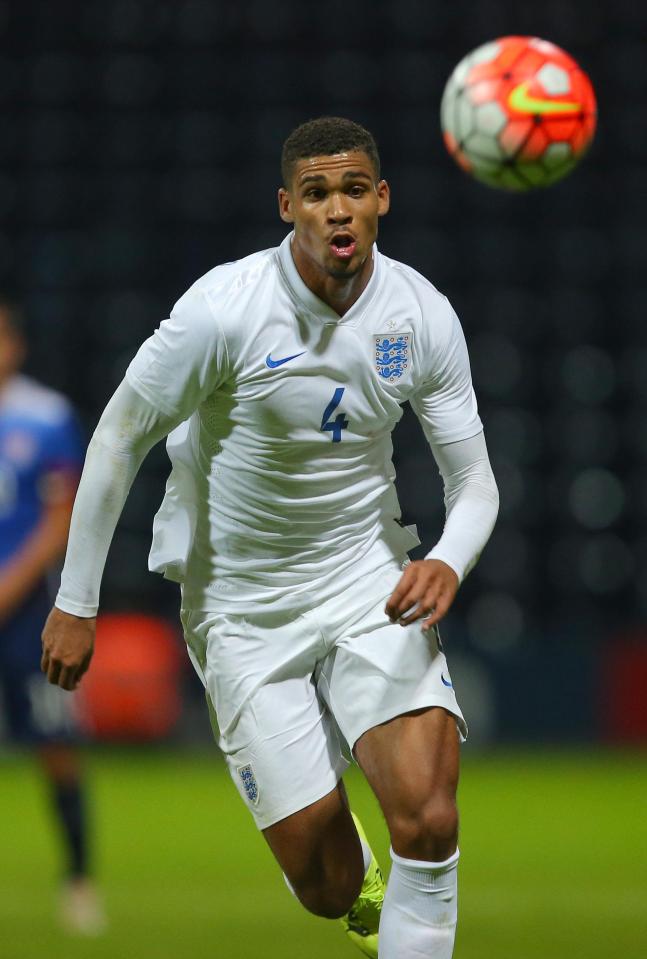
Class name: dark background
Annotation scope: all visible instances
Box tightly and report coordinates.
[3,0,646,743]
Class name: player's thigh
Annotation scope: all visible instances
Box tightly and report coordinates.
[354,705,460,820]
[182,609,350,832]
[318,563,467,755]
[216,676,350,834]
[262,779,361,887]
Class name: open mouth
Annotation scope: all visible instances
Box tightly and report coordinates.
[329,233,357,260]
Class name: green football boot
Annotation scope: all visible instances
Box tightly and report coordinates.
[340,813,385,958]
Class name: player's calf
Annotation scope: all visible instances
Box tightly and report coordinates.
[264,784,365,919]
[286,862,363,919]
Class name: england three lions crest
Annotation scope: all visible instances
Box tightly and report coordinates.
[237,764,259,805]
[374,333,412,382]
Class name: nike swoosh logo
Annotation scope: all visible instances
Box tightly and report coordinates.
[508,81,581,115]
[441,673,453,688]
[265,351,306,369]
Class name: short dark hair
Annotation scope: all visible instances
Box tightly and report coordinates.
[0,297,25,337]
[281,116,381,187]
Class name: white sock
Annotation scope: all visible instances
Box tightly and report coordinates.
[283,833,372,899]
[379,847,459,958]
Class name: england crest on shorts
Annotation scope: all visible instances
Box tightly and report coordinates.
[238,764,259,805]
[374,333,411,382]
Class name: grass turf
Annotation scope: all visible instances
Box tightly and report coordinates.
[1,747,646,958]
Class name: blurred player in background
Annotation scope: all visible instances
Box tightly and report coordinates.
[0,301,105,935]
[42,117,498,957]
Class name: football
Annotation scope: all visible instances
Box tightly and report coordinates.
[440,36,597,191]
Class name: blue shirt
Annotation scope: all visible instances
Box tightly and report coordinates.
[0,374,84,567]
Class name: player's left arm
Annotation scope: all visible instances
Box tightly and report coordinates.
[0,474,76,625]
[385,433,499,628]
[385,298,499,628]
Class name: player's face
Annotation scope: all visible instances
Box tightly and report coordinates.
[278,151,390,281]
[0,310,25,384]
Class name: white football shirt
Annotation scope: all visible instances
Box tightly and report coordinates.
[125,233,482,611]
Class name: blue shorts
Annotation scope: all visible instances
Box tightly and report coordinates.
[0,584,79,744]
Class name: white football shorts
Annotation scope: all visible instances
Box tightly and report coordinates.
[181,561,467,830]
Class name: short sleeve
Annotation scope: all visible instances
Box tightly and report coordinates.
[410,299,482,446]
[126,285,230,420]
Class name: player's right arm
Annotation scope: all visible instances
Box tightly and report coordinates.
[41,285,230,691]
[41,381,181,689]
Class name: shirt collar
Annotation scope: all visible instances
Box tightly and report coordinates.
[277,232,381,325]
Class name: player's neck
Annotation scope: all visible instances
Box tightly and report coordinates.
[290,242,373,317]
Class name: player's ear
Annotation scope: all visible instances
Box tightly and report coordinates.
[377,179,390,217]
[278,187,294,223]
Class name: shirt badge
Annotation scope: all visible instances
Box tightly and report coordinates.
[237,763,259,805]
[373,333,412,382]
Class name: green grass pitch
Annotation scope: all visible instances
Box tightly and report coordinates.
[1,747,646,958]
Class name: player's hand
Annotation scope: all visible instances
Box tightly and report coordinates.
[41,606,96,691]
[385,559,459,630]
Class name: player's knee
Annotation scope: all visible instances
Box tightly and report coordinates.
[422,796,459,848]
[391,796,459,860]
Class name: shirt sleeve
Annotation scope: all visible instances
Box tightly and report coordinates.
[410,299,482,447]
[126,284,230,418]
[55,379,180,617]
[424,431,499,582]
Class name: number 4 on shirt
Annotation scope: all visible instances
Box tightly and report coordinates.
[320,387,349,443]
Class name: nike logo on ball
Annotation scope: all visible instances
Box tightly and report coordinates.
[265,351,307,368]
[508,80,581,114]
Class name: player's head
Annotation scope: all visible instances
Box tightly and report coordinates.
[278,117,389,282]
[280,116,381,187]
[0,298,26,384]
